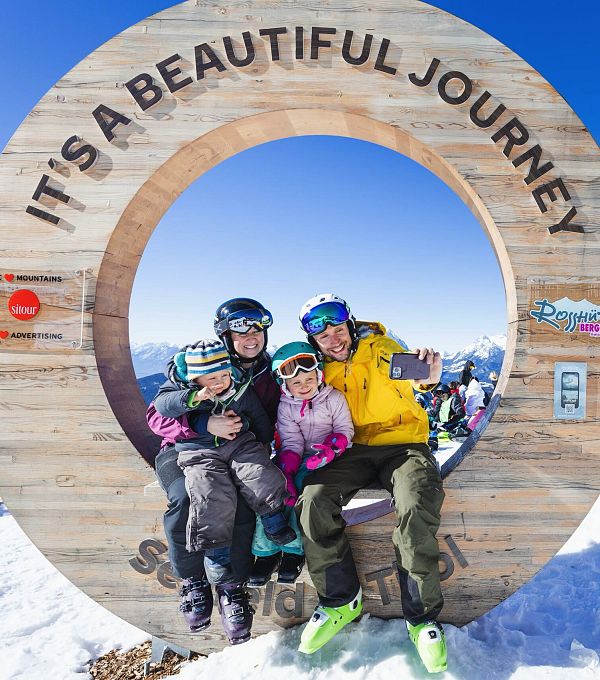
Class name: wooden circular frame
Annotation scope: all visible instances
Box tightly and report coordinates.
[1,0,599,654]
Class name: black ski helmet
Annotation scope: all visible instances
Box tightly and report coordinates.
[213,298,273,357]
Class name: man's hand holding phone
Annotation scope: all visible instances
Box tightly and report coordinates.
[389,348,442,387]
[416,347,442,385]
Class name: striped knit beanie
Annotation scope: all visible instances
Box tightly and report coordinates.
[185,340,232,381]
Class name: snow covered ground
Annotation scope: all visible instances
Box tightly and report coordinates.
[1,494,600,680]
[0,504,147,680]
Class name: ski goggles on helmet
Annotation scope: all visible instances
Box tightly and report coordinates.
[215,308,273,335]
[274,354,319,380]
[301,301,350,336]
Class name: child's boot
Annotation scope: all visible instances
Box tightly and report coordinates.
[277,553,305,584]
[260,509,296,546]
[179,575,213,632]
[298,588,362,654]
[406,620,447,673]
[216,582,255,645]
[247,552,282,587]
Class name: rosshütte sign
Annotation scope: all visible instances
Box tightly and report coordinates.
[1,0,599,656]
[26,28,580,237]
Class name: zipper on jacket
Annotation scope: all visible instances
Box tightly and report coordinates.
[306,400,315,448]
[300,400,307,418]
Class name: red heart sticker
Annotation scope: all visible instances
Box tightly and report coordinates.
[0,330,9,340]
[4,274,14,282]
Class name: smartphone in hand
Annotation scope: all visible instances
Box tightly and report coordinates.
[389,352,431,381]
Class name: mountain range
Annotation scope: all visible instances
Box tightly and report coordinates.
[130,342,180,379]
[133,333,506,405]
[440,334,506,385]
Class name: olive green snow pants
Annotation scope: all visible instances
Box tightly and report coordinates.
[296,442,444,625]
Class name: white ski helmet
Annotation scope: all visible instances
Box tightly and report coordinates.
[299,293,358,352]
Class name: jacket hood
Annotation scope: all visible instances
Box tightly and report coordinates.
[355,320,387,339]
[165,346,193,387]
[356,321,387,340]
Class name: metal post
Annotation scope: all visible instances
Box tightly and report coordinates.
[143,635,193,676]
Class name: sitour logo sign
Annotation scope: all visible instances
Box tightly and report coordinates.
[8,289,40,320]
[529,297,600,336]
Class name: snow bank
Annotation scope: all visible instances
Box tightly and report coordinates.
[0,515,148,680]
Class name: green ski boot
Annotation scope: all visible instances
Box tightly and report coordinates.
[406,620,447,673]
[298,589,362,654]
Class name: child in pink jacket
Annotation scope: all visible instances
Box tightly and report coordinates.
[249,341,354,586]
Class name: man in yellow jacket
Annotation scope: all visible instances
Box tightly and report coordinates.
[296,294,447,674]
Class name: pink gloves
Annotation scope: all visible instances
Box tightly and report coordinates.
[276,435,350,504]
[306,433,349,471]
[276,449,302,507]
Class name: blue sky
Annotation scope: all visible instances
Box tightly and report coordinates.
[1,2,598,353]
